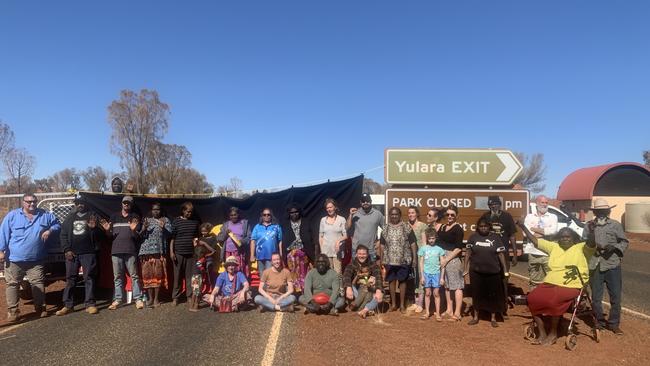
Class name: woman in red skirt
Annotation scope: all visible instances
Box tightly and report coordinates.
[518,223,596,346]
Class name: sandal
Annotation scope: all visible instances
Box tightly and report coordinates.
[530,339,542,346]
[447,315,461,322]
[420,313,431,320]
[491,320,499,328]
[467,319,479,326]
[435,314,443,322]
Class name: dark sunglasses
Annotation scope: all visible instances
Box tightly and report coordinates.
[262,213,271,217]
[445,213,456,217]
[427,213,436,217]
[288,211,300,215]
[24,200,37,204]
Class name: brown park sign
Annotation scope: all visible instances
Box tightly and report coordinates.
[385,148,523,185]
[386,188,530,243]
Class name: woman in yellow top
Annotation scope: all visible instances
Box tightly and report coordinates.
[518,222,596,346]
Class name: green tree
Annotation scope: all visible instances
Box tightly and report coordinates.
[82,166,110,191]
[149,142,192,194]
[107,89,169,194]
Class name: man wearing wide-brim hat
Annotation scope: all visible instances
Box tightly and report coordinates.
[582,198,628,335]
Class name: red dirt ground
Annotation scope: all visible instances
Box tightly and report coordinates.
[293,275,650,366]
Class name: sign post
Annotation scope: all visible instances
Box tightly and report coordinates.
[385,148,523,186]
[386,188,529,243]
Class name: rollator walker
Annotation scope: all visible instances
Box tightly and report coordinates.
[524,265,601,350]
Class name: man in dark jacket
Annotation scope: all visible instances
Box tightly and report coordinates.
[56,195,101,316]
[342,245,384,318]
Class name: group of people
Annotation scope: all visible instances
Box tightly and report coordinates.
[522,196,628,345]
[0,191,629,341]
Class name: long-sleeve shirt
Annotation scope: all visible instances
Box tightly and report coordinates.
[524,211,559,237]
[302,268,340,305]
[60,210,100,255]
[582,219,628,271]
[109,212,142,255]
[0,208,61,262]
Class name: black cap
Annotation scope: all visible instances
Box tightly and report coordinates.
[488,195,501,204]
[361,193,372,203]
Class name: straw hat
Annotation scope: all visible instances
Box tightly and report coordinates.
[589,198,616,210]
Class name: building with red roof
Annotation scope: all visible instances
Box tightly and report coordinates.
[557,162,650,224]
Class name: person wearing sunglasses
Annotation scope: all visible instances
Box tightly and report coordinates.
[251,208,283,276]
[1,193,61,322]
[281,203,312,293]
[426,208,442,231]
[102,195,145,310]
[436,204,465,321]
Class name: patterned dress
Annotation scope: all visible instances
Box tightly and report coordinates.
[286,221,309,292]
[139,217,172,289]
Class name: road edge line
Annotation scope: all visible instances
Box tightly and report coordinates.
[261,312,284,366]
[0,322,25,335]
[510,272,650,321]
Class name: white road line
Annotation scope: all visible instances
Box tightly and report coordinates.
[0,323,25,335]
[261,312,284,366]
[510,272,650,321]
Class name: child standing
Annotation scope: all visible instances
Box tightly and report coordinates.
[189,231,216,312]
[418,228,446,321]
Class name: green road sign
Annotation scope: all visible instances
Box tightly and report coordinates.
[385,148,523,185]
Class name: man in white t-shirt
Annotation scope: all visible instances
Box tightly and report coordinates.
[523,195,558,289]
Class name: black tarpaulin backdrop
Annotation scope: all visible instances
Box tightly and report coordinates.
[79,175,363,260]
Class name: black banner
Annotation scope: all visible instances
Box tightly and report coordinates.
[79,175,363,260]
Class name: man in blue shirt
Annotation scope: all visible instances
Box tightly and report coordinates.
[0,193,61,322]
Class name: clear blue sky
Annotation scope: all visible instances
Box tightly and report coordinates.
[1,1,649,197]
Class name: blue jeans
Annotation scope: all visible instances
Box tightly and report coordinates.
[254,294,296,311]
[590,264,622,327]
[351,286,378,311]
[257,260,272,276]
[63,253,97,308]
[111,254,142,302]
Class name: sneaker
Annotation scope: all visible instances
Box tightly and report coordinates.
[258,305,266,313]
[108,301,121,310]
[329,308,339,317]
[86,306,98,315]
[6,310,19,323]
[55,307,73,316]
[135,300,144,309]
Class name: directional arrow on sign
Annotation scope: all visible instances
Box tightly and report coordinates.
[496,153,520,182]
[385,148,523,186]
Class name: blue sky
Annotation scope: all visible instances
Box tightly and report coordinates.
[1,1,649,196]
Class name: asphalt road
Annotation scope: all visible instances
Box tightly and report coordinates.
[0,300,298,366]
[512,250,650,316]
